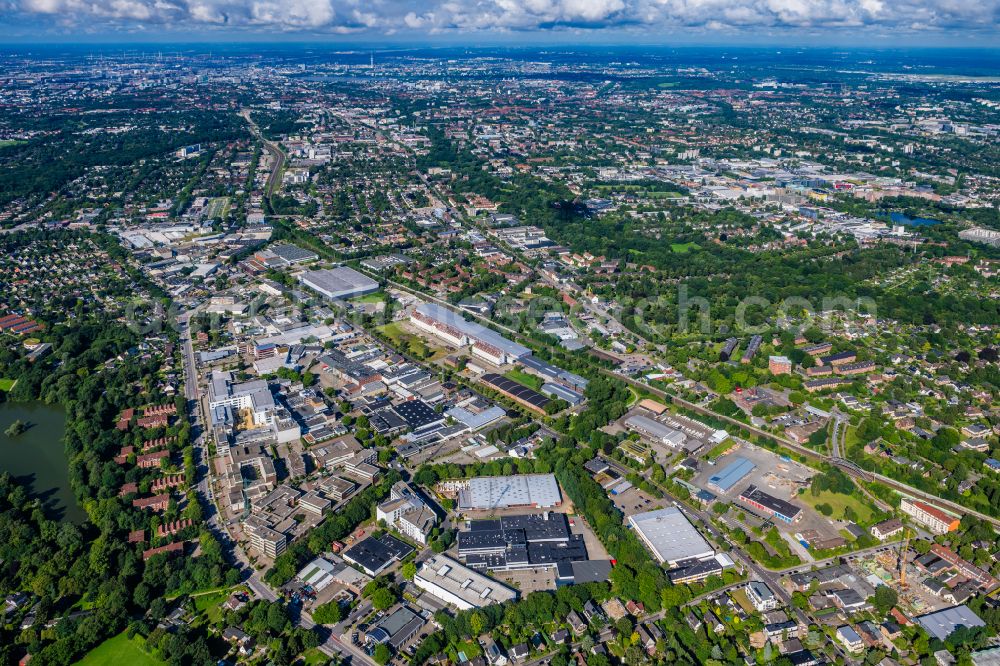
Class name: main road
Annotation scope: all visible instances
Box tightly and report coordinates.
[179,304,278,604]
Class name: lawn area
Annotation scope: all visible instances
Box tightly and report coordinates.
[351,292,385,304]
[704,439,736,461]
[378,321,439,360]
[78,632,164,666]
[192,589,231,624]
[504,368,543,391]
[671,242,701,253]
[801,488,875,524]
[0,378,16,392]
[0,140,25,148]
[298,648,330,666]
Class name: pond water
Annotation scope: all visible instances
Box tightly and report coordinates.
[0,401,86,522]
[888,212,941,226]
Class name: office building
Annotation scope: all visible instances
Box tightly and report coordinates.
[377,481,438,545]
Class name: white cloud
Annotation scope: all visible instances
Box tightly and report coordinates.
[7,0,1000,33]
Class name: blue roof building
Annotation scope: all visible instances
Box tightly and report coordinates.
[708,456,756,493]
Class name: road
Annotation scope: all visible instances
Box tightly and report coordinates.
[178,304,278,604]
[297,606,379,666]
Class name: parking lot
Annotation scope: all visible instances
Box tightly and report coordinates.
[610,486,668,518]
[498,567,556,593]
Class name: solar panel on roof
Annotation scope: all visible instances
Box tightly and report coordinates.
[482,374,550,409]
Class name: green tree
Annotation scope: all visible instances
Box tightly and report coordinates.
[373,644,392,665]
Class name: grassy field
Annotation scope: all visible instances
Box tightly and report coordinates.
[0,378,16,391]
[504,368,543,391]
[378,322,442,360]
[78,632,164,666]
[671,242,701,253]
[298,648,330,665]
[0,140,25,148]
[351,292,384,304]
[192,588,231,624]
[801,488,875,523]
[704,439,735,461]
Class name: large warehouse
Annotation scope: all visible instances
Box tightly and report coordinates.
[455,473,562,511]
[627,506,715,566]
[414,554,517,610]
[299,267,379,300]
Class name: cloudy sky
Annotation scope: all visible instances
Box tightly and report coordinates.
[1,0,998,44]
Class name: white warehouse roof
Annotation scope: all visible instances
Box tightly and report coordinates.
[457,473,561,510]
[628,506,715,566]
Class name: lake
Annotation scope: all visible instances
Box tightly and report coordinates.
[888,212,941,226]
[0,401,86,523]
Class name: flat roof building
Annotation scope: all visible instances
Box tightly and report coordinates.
[343,534,414,576]
[300,267,379,300]
[414,554,518,610]
[455,474,561,511]
[739,485,802,523]
[366,606,424,651]
[627,506,715,566]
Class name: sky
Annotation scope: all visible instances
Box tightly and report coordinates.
[0,0,999,45]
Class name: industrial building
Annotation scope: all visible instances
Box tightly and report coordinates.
[624,414,687,449]
[627,506,715,566]
[453,473,562,511]
[481,373,551,414]
[299,267,379,300]
[707,456,756,493]
[410,302,531,365]
[457,513,587,571]
[738,485,802,523]
[413,554,518,610]
[541,382,584,406]
[916,605,985,641]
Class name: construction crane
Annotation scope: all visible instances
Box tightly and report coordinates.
[898,528,911,588]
